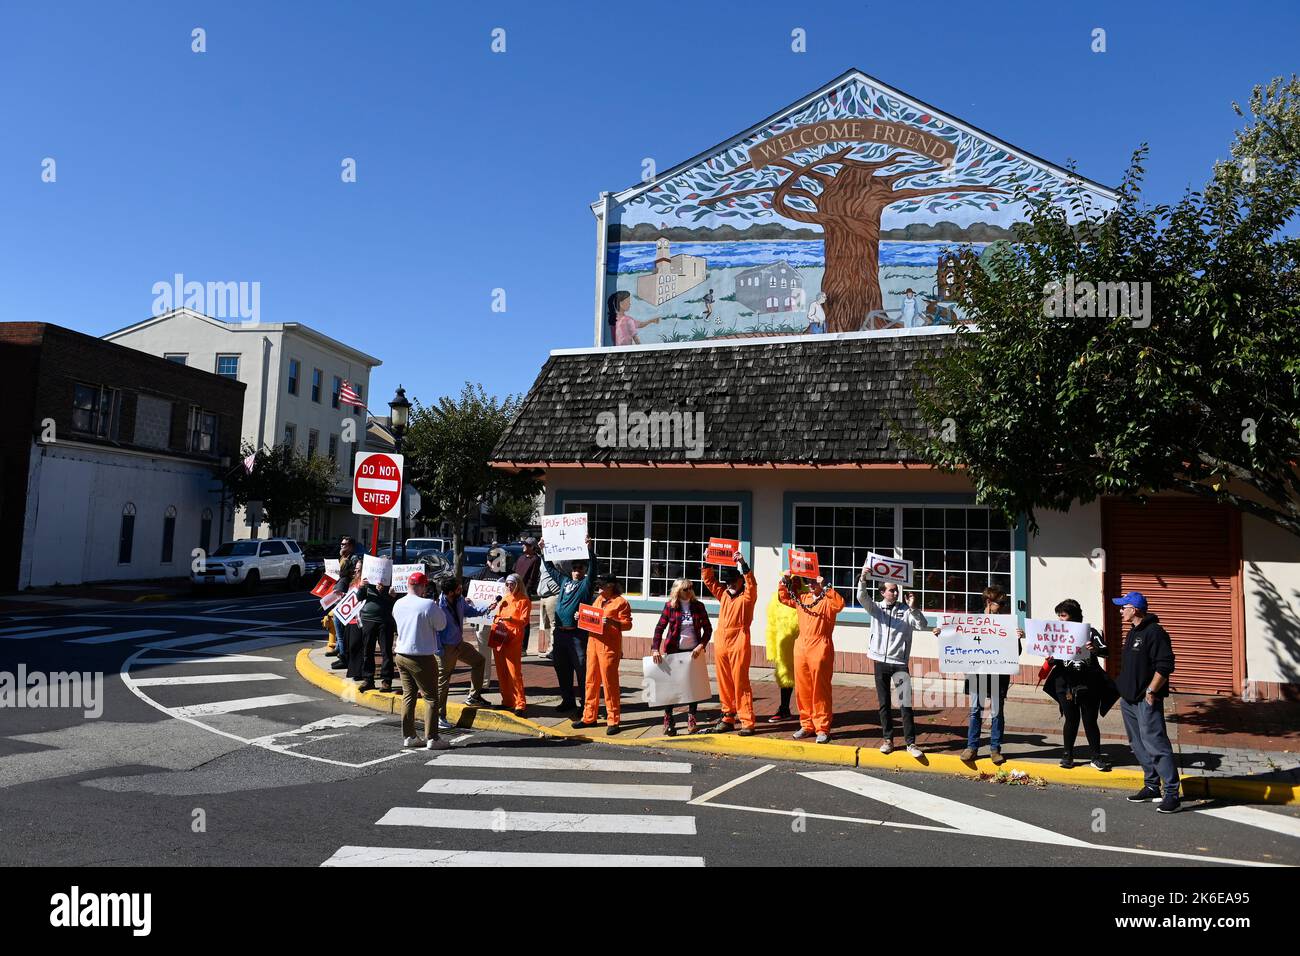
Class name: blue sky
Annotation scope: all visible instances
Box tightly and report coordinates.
[2,1,1297,406]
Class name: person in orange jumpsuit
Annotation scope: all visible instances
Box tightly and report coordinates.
[573,573,633,735]
[702,551,757,736]
[778,570,845,743]
[490,574,532,717]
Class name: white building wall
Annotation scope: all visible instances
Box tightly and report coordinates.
[1241,515,1300,688]
[1023,502,1106,661]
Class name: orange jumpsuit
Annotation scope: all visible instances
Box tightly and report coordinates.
[584,593,632,725]
[778,579,844,734]
[492,592,532,711]
[702,566,757,729]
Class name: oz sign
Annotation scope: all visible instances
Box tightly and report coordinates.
[352,452,404,519]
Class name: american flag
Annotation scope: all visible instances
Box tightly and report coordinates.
[339,380,365,409]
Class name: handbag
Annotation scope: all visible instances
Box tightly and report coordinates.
[488,621,509,650]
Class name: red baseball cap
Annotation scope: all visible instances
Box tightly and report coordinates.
[407,571,428,589]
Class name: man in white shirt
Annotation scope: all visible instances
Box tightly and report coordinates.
[857,572,929,757]
[392,571,451,750]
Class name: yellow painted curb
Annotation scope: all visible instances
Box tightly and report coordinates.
[294,649,1298,803]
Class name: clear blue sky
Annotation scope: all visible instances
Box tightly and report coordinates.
[3,1,1297,407]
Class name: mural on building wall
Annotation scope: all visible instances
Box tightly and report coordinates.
[602,72,1116,345]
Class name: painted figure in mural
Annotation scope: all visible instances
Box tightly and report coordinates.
[702,288,715,323]
[806,291,828,335]
[899,288,926,327]
[608,290,660,346]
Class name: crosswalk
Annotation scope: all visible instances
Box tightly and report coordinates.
[323,752,707,866]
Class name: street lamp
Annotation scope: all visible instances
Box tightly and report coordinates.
[388,386,412,563]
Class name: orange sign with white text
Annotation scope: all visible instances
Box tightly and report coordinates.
[577,603,606,635]
[788,549,820,579]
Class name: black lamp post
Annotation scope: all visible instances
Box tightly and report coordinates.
[388,385,412,563]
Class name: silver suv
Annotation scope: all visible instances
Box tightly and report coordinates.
[192,538,307,592]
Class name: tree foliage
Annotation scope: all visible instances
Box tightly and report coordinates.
[908,74,1300,537]
[227,442,336,538]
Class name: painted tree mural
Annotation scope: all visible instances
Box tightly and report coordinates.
[640,79,1068,333]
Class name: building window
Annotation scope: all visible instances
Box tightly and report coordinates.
[287,359,300,396]
[307,429,319,458]
[119,503,137,564]
[769,276,776,287]
[72,383,120,439]
[311,368,323,403]
[215,355,239,379]
[200,507,213,555]
[161,505,177,563]
[328,434,339,470]
[186,406,218,455]
[331,376,342,409]
[283,424,296,450]
[164,353,187,365]
[562,500,742,599]
[792,505,896,604]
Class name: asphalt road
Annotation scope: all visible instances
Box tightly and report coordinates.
[1,590,1298,868]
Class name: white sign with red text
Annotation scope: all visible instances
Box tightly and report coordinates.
[864,552,913,586]
[332,588,363,626]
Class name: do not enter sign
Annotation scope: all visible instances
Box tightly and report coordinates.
[352,452,404,519]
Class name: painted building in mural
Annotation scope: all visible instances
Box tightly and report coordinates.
[496,69,1300,703]
[594,69,1115,345]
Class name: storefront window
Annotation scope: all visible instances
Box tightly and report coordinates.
[792,505,895,602]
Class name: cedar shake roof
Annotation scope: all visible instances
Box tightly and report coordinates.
[492,331,957,467]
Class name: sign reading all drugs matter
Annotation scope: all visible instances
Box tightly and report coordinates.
[541,513,589,562]
[935,613,1020,674]
[1025,618,1090,662]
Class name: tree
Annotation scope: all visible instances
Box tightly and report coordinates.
[227,442,336,538]
[644,80,1063,331]
[907,75,1300,537]
[487,492,540,541]
[404,383,542,578]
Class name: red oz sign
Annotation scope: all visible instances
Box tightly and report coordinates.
[352,452,404,519]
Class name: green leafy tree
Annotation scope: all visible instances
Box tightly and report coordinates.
[404,383,542,577]
[487,491,541,541]
[908,75,1300,537]
[228,442,336,538]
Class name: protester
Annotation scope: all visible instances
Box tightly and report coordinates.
[435,577,489,730]
[540,536,598,713]
[858,574,928,757]
[1042,598,1117,770]
[651,577,713,735]
[513,537,543,656]
[1112,591,1180,813]
[356,574,394,693]
[778,571,845,743]
[390,571,450,750]
[472,547,508,688]
[938,586,1020,764]
[329,536,362,671]
[764,586,800,722]
[701,551,757,736]
[491,573,532,716]
[537,554,561,661]
[573,573,633,734]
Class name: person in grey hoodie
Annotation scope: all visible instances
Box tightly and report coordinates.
[858,572,929,758]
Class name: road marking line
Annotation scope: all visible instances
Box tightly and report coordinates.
[66,629,173,645]
[199,636,308,655]
[448,734,474,745]
[0,625,46,635]
[322,846,704,867]
[1196,805,1300,839]
[133,654,281,664]
[0,626,107,640]
[376,807,697,834]
[689,764,774,804]
[74,613,278,625]
[417,779,693,801]
[427,754,693,774]
[138,633,235,650]
[130,672,286,687]
[250,715,387,746]
[167,693,315,717]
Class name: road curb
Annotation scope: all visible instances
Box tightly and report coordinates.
[294,649,1298,803]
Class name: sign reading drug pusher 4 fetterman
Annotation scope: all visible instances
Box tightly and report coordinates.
[935,613,1020,674]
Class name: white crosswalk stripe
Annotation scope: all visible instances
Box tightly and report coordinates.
[67,629,173,645]
[0,626,108,640]
[323,751,705,866]
[166,693,315,718]
[129,672,285,687]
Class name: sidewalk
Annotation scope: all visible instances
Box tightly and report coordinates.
[301,639,1300,804]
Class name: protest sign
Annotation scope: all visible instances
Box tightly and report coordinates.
[541,513,589,561]
[324,559,340,578]
[641,651,711,707]
[788,549,820,579]
[466,579,506,623]
[864,551,913,586]
[362,553,392,586]
[390,564,423,594]
[934,612,1020,674]
[332,588,362,626]
[1025,618,1089,661]
[578,603,605,635]
[705,538,740,567]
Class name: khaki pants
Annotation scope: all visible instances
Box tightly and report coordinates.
[539,596,559,649]
[395,653,440,740]
[438,641,485,717]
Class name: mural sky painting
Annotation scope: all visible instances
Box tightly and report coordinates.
[600,69,1117,346]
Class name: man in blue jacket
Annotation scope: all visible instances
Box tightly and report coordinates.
[540,536,596,713]
[1113,591,1180,813]
[434,577,490,731]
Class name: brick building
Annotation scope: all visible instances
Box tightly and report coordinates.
[0,323,245,590]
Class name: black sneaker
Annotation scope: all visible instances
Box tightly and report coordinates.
[571,720,596,729]
[330,660,347,670]
[1090,756,1112,772]
[1059,754,1074,769]
[555,702,575,714]
[1156,794,1181,814]
[606,724,622,736]
[1127,785,1161,802]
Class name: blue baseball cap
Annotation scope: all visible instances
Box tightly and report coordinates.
[1111,591,1148,612]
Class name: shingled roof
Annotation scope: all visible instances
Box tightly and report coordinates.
[492,331,959,467]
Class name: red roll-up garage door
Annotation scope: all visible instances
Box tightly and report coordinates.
[1102,498,1243,695]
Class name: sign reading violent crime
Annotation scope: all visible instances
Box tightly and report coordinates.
[935,613,1020,674]
[352,452,404,519]
[541,513,589,562]
[1024,618,1090,661]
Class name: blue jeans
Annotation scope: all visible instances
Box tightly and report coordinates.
[552,627,587,707]
[966,673,1010,751]
[1119,697,1180,796]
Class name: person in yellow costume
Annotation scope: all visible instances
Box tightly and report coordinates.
[764,581,800,723]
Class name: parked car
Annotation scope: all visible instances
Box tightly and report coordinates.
[406,537,450,553]
[193,538,307,592]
